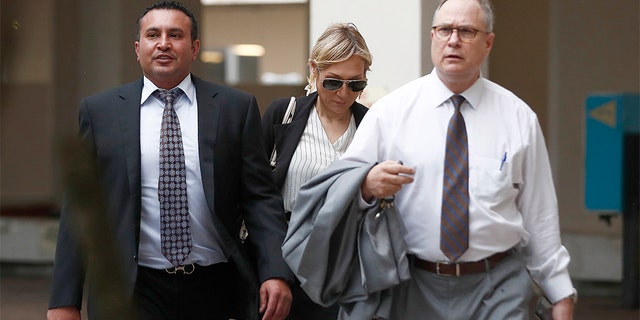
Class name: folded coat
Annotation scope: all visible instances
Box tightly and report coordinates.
[282,159,411,320]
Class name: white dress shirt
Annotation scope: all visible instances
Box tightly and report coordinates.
[138,75,227,269]
[342,69,573,302]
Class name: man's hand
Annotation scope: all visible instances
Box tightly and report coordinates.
[552,297,574,320]
[361,160,415,201]
[47,306,81,320]
[259,278,292,320]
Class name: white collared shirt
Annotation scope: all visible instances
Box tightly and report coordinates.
[342,69,573,302]
[138,74,227,268]
[282,106,357,212]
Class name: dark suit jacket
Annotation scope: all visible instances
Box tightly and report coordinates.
[261,92,369,189]
[49,75,293,319]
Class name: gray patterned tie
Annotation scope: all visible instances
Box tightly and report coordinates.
[155,88,192,267]
[440,95,469,262]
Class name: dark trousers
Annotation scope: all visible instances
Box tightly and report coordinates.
[287,284,339,320]
[134,263,233,320]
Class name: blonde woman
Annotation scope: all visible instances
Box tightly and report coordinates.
[261,22,372,320]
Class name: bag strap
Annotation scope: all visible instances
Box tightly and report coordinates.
[270,97,296,168]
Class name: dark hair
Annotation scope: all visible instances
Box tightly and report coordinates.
[136,1,198,42]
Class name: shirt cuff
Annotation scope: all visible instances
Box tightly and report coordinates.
[356,189,376,210]
[555,288,578,304]
[540,268,575,303]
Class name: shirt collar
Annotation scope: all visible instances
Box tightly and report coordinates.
[428,68,485,111]
[140,74,195,105]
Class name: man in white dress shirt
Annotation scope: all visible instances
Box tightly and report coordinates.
[342,0,576,318]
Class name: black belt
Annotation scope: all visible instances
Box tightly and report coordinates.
[139,263,227,276]
[409,249,514,276]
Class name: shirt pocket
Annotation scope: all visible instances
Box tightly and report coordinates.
[469,155,516,202]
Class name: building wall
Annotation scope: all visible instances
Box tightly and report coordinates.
[549,0,639,236]
[201,4,309,78]
[548,0,639,281]
[1,0,55,206]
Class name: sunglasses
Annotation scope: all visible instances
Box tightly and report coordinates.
[322,78,368,92]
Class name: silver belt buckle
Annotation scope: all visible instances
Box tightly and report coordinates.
[165,263,196,275]
[436,261,461,277]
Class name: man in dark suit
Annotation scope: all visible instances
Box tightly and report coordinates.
[47,2,292,320]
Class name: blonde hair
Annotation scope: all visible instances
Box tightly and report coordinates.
[307,23,373,93]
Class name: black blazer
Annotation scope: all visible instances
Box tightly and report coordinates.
[261,92,368,190]
[49,75,292,319]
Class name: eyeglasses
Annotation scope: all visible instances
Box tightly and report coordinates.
[322,78,368,92]
[432,25,488,42]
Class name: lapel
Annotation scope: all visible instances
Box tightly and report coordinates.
[271,94,315,187]
[278,93,316,151]
[192,76,220,213]
[117,79,144,200]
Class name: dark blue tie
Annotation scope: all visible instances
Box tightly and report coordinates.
[155,88,192,267]
[440,95,469,262]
